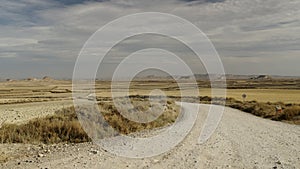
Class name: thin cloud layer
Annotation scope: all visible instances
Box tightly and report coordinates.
[0,0,299,78]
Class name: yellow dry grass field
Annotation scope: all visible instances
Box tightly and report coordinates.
[0,79,299,104]
[199,88,300,103]
[0,78,299,163]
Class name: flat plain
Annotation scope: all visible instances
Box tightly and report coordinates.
[1,78,300,124]
[0,78,299,168]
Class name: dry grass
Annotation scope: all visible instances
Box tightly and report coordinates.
[1,80,299,104]
[169,95,300,124]
[199,88,300,103]
[275,106,300,122]
[221,98,300,124]
[99,97,179,134]
[0,107,90,144]
[0,96,179,144]
[0,79,299,145]
[0,94,298,145]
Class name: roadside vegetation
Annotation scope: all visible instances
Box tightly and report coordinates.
[198,96,300,124]
[0,97,179,144]
[0,94,299,145]
[0,106,89,144]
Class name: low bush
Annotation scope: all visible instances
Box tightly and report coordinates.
[0,97,179,144]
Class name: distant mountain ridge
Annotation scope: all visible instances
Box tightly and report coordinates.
[135,74,300,80]
[1,74,299,81]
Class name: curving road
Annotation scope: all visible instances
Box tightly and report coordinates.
[2,103,300,169]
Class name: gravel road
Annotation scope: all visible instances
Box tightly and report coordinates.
[1,103,299,169]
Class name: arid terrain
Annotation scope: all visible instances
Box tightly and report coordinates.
[0,78,299,168]
[2,0,300,168]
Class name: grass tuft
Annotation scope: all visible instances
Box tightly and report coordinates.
[0,97,179,144]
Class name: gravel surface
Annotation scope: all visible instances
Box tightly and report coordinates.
[1,103,299,169]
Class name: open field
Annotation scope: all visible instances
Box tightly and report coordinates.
[0,78,299,168]
[0,79,299,124]
[1,79,299,104]
[200,88,300,103]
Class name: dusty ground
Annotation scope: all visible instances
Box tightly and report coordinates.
[0,100,73,125]
[0,80,73,125]
[1,104,299,169]
[0,79,299,168]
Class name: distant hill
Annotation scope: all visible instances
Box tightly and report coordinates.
[132,74,300,81]
[42,76,54,81]
[1,74,299,82]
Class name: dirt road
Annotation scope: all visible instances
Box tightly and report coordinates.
[1,103,299,169]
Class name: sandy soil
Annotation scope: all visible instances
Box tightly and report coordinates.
[1,103,299,169]
[0,100,73,125]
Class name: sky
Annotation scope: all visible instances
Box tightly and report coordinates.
[0,0,299,79]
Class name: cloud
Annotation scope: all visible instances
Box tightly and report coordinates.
[0,38,38,47]
[50,0,109,6]
[0,0,300,78]
[0,52,17,58]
